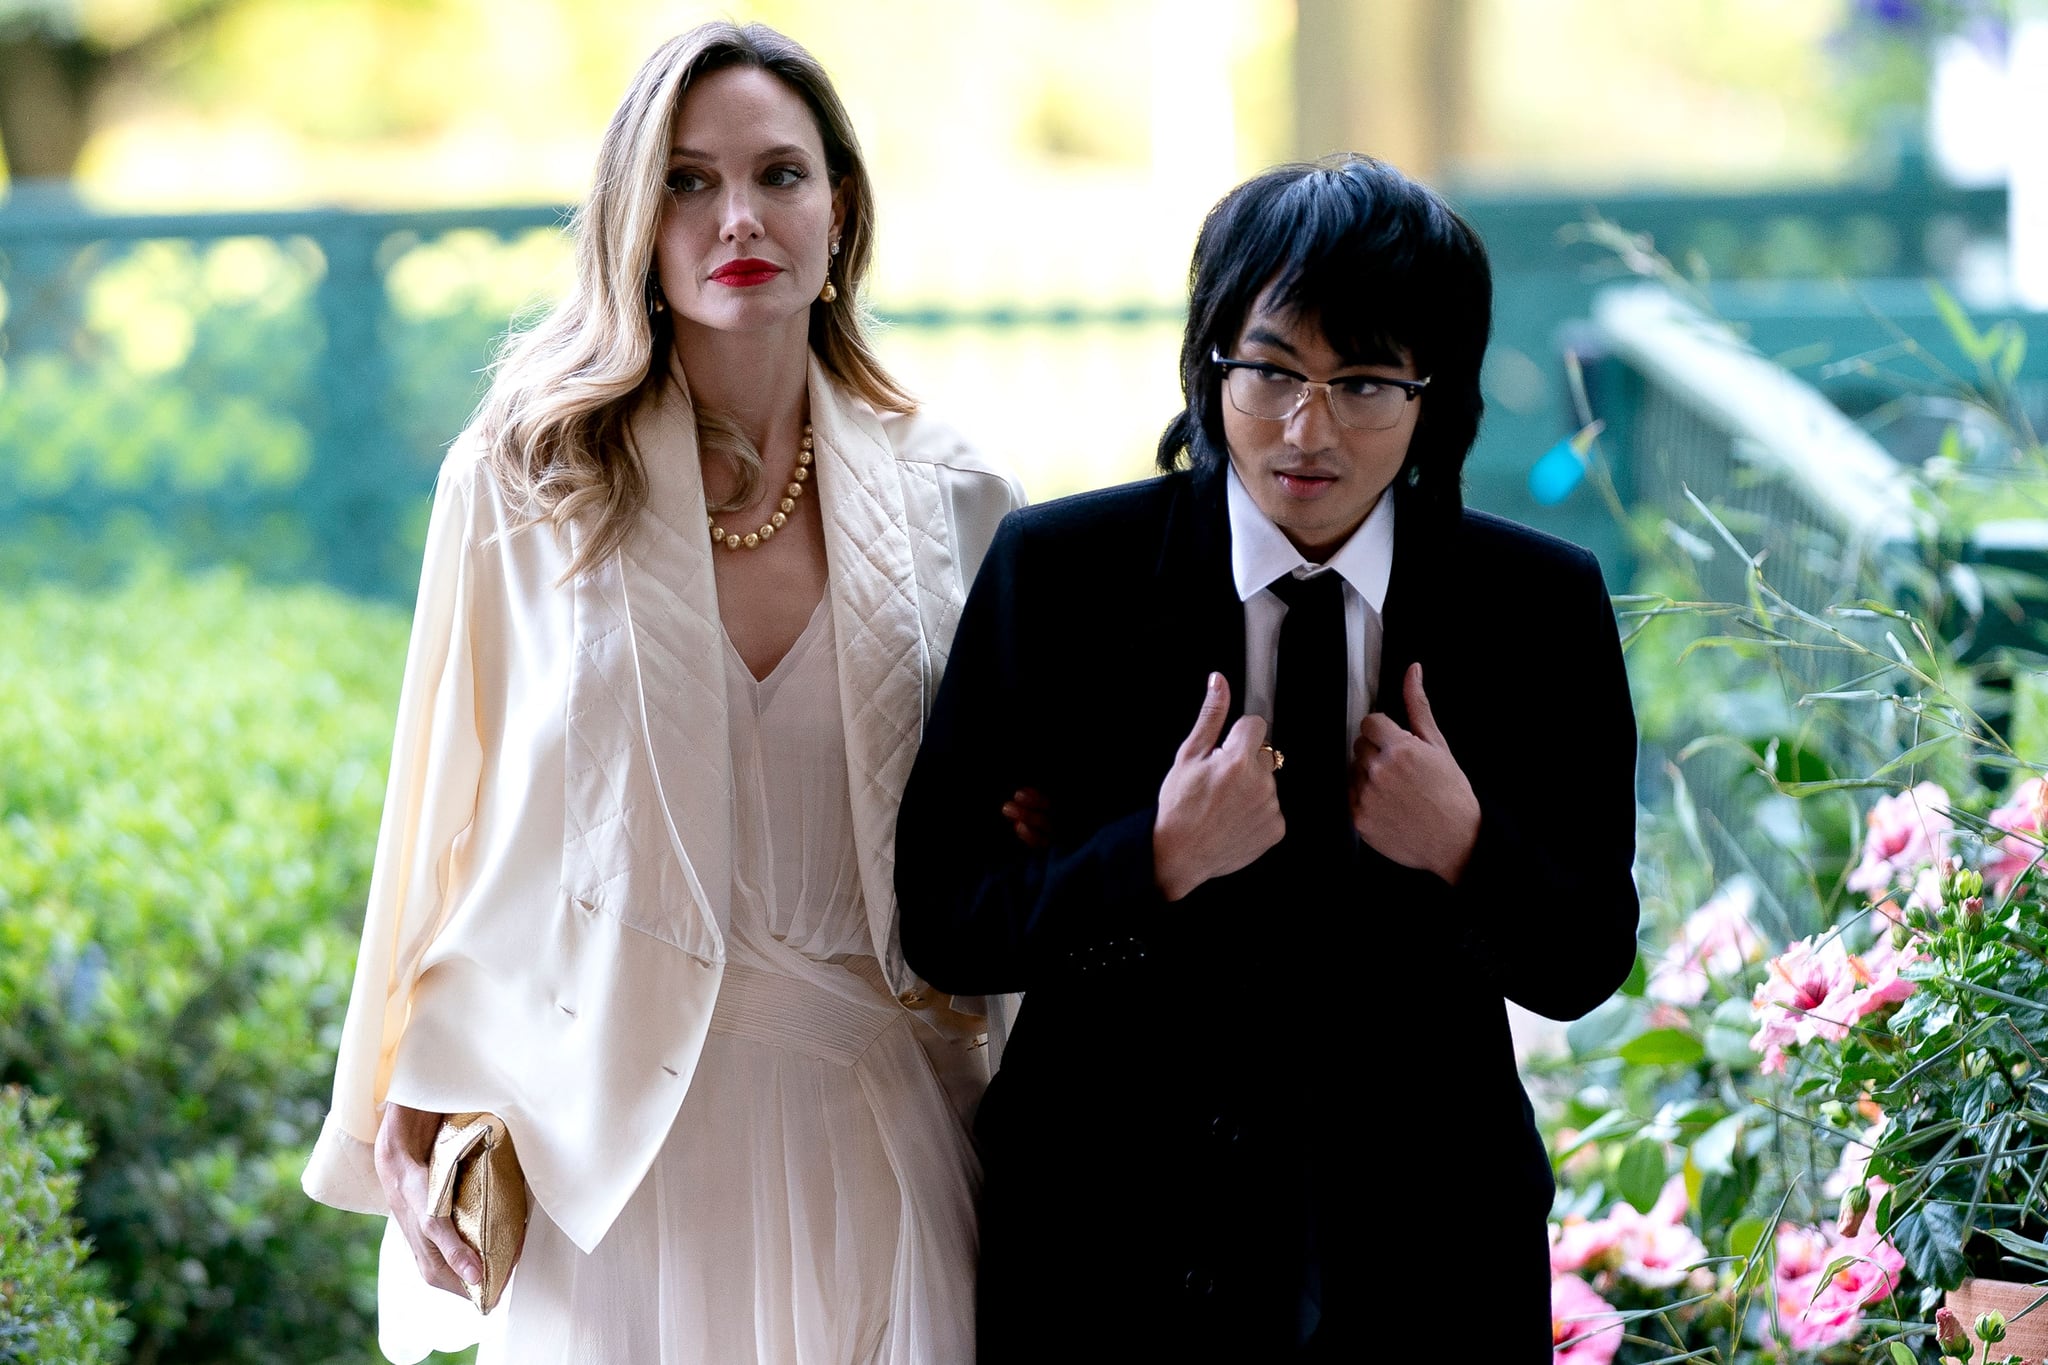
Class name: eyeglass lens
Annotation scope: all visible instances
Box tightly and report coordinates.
[1223,367,1412,431]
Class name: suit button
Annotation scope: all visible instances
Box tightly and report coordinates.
[897,989,932,1009]
[1182,1269,1216,1298]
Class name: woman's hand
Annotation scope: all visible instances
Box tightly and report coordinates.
[1002,786,1053,850]
[374,1101,488,1298]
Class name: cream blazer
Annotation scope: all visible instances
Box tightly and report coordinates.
[301,357,1025,1254]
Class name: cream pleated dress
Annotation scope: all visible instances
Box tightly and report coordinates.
[475,596,981,1364]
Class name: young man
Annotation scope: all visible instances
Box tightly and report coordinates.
[896,156,1640,1361]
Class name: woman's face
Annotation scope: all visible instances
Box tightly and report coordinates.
[654,65,845,340]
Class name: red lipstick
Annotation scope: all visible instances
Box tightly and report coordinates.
[710,258,783,287]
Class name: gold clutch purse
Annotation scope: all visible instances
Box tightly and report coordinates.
[424,1111,528,1313]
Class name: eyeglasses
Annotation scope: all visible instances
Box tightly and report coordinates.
[1211,349,1430,431]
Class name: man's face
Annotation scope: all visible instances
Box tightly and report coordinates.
[1218,290,1423,560]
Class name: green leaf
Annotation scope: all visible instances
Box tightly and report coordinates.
[1616,1137,1668,1213]
[1871,734,1965,780]
[1890,1202,1972,1291]
[1728,1216,1767,1259]
[1984,1227,2048,1260]
[1618,949,1648,999]
[1996,321,2027,386]
[1888,1342,1916,1365]
[1699,1165,1755,1230]
[1619,1028,1706,1067]
[1566,995,1644,1058]
[1928,281,1993,363]
[1689,1114,1743,1175]
[1706,998,1759,1068]
[1553,1108,1636,1162]
[1874,1185,1894,1236]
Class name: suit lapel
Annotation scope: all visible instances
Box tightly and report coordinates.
[1155,467,1249,731]
[810,359,932,991]
[1374,486,1448,732]
[563,369,731,964]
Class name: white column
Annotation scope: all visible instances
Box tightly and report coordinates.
[2012,10,2048,307]
[1149,0,1239,208]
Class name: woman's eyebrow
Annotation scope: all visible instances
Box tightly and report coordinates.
[667,143,813,161]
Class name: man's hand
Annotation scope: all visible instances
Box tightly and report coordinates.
[1352,663,1480,884]
[374,1100,494,1298]
[1153,672,1285,901]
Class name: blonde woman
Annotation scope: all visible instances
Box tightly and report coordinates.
[301,22,1023,1364]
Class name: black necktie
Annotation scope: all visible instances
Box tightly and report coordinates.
[1266,570,1350,850]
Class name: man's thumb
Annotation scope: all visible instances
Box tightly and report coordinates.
[1178,672,1230,758]
[1405,662,1445,744]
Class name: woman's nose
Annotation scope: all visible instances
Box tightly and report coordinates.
[720,186,764,243]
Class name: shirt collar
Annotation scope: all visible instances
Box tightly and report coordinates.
[1225,462,1396,610]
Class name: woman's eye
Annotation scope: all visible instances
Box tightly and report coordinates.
[1249,366,1297,387]
[763,165,806,187]
[665,170,707,194]
[1336,378,1388,398]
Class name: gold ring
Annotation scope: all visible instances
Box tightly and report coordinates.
[1261,744,1284,772]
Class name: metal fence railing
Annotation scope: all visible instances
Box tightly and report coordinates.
[1582,279,2048,912]
[0,165,2016,601]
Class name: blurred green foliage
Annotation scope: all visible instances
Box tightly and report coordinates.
[0,570,419,1363]
[0,1085,129,1364]
[0,222,566,597]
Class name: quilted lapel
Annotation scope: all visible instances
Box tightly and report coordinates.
[562,371,731,964]
[810,360,932,991]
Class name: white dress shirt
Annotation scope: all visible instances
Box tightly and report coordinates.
[1225,463,1396,738]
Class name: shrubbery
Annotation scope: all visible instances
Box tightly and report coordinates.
[0,570,421,1363]
[0,1084,128,1363]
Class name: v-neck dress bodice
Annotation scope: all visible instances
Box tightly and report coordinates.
[481,594,979,1365]
[720,596,873,962]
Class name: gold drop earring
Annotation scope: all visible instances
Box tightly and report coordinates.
[818,239,840,304]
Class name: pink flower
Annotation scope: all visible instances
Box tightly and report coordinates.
[1647,879,1765,1005]
[1617,1217,1709,1289]
[1606,1178,1707,1288]
[1772,1222,1904,1350]
[1846,934,1919,1020]
[1846,782,1953,898]
[1987,776,2048,895]
[1647,1173,1690,1226]
[1825,1114,1889,1201]
[1751,936,1860,1072]
[1551,1275,1623,1365]
[1550,1216,1625,1275]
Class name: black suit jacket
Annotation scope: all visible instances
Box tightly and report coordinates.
[896,467,1639,1360]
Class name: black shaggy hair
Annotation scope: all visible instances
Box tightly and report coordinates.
[1156,154,1493,523]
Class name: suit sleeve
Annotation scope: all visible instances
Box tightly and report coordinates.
[896,515,1167,997]
[1452,549,1640,1021]
[302,457,486,1215]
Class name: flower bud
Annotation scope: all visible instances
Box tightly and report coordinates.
[1907,904,1936,933]
[1936,1306,1970,1355]
[1960,896,1986,934]
[1975,1310,2007,1344]
[1959,868,1985,900]
[1837,1183,1871,1236]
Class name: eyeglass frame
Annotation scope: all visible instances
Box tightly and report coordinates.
[1209,348,1430,430]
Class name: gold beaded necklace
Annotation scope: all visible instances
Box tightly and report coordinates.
[708,423,813,550]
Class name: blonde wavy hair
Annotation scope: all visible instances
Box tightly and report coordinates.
[477,21,913,578]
